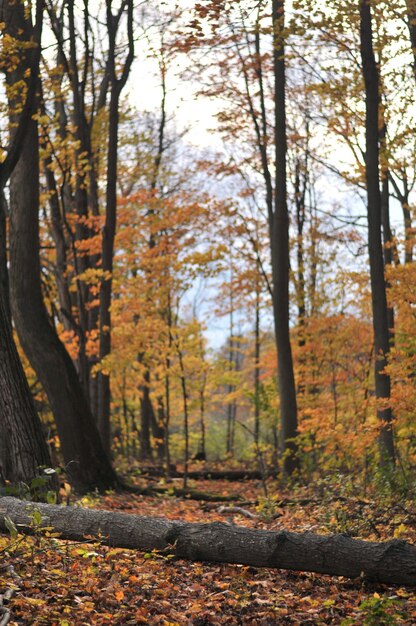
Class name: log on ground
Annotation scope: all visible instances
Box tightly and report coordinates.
[0,496,415,586]
[139,467,277,481]
[139,486,242,502]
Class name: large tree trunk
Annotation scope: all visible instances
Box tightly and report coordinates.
[360,0,395,463]
[6,0,118,494]
[0,0,54,490]
[0,301,54,489]
[271,0,298,474]
[1,497,415,586]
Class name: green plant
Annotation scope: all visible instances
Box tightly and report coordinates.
[255,495,280,522]
[2,467,58,503]
[341,594,406,626]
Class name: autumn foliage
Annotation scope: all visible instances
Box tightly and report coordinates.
[2,0,416,620]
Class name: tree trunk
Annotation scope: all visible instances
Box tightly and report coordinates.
[272,0,298,474]
[380,172,395,343]
[1,496,415,586]
[66,1,100,402]
[359,0,395,463]
[0,193,9,322]
[0,194,11,480]
[0,299,54,489]
[139,376,166,464]
[97,80,119,455]
[177,349,190,490]
[0,0,55,491]
[294,157,307,395]
[150,397,167,463]
[9,122,118,493]
[97,0,134,454]
[197,385,207,461]
[139,369,154,461]
[46,4,111,411]
[226,287,235,456]
[6,1,118,494]
[254,266,261,445]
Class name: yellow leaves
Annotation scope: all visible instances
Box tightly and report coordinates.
[76,268,110,286]
[20,596,46,606]
[49,568,66,577]
[0,34,31,72]
[394,524,409,539]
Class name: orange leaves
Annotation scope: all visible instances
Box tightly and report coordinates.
[293,309,377,466]
[86,329,100,359]
[58,329,80,360]
[74,234,102,257]
[114,589,125,602]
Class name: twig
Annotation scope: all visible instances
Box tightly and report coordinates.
[217,506,258,519]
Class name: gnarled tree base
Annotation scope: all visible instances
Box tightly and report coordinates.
[0,497,415,586]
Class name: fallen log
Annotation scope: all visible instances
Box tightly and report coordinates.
[139,468,277,481]
[0,497,415,586]
[138,486,242,502]
[119,479,243,502]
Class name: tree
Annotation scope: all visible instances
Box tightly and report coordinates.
[0,297,55,490]
[189,0,299,473]
[4,0,119,493]
[359,0,395,464]
[97,0,134,454]
[271,0,298,473]
[0,0,55,491]
[44,0,106,407]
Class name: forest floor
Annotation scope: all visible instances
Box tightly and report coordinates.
[1,468,416,625]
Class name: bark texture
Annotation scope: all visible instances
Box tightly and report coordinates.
[1,497,415,586]
[0,0,55,490]
[0,300,53,486]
